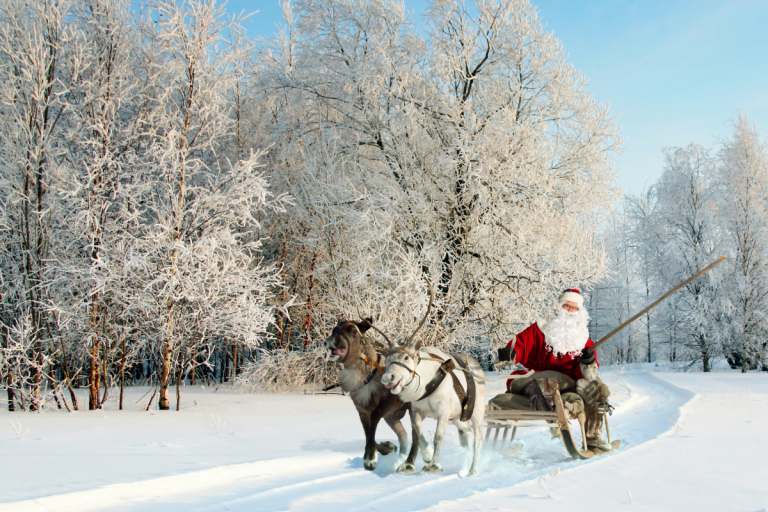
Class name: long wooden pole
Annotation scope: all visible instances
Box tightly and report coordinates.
[593,256,726,350]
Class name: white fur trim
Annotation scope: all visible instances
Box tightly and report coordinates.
[558,290,584,308]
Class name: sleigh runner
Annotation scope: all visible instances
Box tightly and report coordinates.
[483,387,619,459]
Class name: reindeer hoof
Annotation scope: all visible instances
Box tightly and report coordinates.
[363,451,378,471]
[422,463,443,474]
[396,462,415,474]
[376,441,397,455]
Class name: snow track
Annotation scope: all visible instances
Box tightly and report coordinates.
[0,371,694,512]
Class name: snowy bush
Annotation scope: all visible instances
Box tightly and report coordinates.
[235,345,338,394]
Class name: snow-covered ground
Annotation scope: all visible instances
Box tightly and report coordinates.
[1,366,766,512]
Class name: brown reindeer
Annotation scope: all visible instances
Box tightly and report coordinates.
[325,318,417,470]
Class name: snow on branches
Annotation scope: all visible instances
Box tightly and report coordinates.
[249,0,620,376]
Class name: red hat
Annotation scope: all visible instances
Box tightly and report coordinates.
[558,288,583,308]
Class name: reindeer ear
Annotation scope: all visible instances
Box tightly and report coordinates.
[412,338,422,351]
[357,318,373,334]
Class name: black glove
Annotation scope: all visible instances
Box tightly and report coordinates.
[580,345,595,365]
[497,346,516,362]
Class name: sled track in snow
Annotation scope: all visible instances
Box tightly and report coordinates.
[0,371,694,512]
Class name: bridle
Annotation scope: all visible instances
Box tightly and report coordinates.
[383,347,421,389]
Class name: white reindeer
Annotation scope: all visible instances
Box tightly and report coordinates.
[380,333,486,476]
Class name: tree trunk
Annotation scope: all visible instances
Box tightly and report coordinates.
[701,334,710,372]
[175,359,184,411]
[57,338,79,411]
[88,343,100,410]
[231,342,238,379]
[158,340,172,410]
[100,340,109,405]
[646,276,652,363]
[6,386,15,412]
[119,334,127,410]
[277,239,288,347]
[223,345,230,383]
[304,253,317,349]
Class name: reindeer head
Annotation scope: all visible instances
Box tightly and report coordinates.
[381,344,421,394]
[325,318,373,363]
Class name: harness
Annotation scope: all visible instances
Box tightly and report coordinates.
[358,352,385,389]
[322,351,385,393]
[389,350,477,422]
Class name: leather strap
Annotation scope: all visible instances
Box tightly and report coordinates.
[442,358,464,403]
[452,354,476,422]
[418,363,448,401]
[362,368,378,387]
[361,353,384,375]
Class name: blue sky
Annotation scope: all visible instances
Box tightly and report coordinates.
[236,0,768,195]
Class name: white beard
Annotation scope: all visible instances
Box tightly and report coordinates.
[539,304,590,358]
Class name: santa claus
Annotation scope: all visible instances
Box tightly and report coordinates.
[491,288,612,452]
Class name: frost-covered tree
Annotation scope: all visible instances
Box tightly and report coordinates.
[650,144,727,371]
[0,0,85,410]
[718,113,768,371]
[257,0,620,364]
[624,187,671,363]
[55,0,158,411]
[139,0,286,410]
[0,0,288,409]
[587,205,648,365]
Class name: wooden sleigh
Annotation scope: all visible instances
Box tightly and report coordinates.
[483,388,619,459]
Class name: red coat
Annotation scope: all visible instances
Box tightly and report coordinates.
[505,322,597,386]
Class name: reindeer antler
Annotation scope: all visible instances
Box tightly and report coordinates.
[369,324,395,350]
[406,280,434,350]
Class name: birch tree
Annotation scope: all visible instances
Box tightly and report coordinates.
[718,113,768,371]
[587,203,651,365]
[0,0,85,410]
[142,0,285,409]
[52,0,157,410]
[624,187,669,363]
[653,144,727,371]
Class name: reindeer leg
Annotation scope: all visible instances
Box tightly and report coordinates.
[412,410,434,463]
[398,409,423,473]
[458,429,468,449]
[359,411,378,471]
[397,421,420,474]
[422,413,447,473]
[383,413,407,456]
[468,418,483,476]
[365,401,397,470]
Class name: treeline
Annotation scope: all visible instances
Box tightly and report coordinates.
[0,0,286,411]
[589,113,768,372]
[0,0,622,410]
